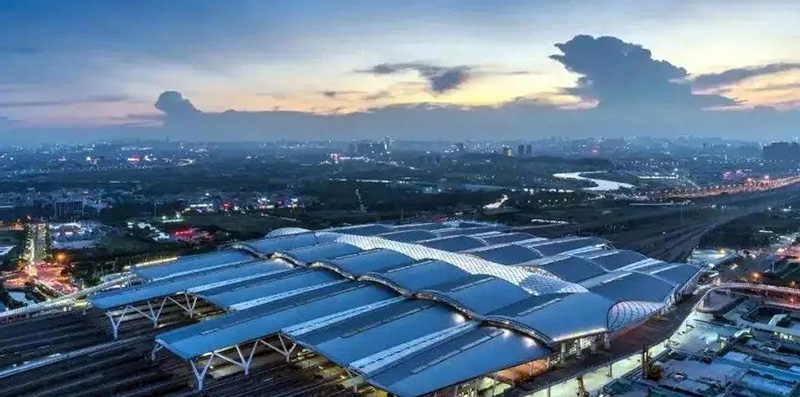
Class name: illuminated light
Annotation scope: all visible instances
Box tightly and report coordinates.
[453,313,466,324]
[551,327,609,342]
[55,253,68,263]
[135,256,179,268]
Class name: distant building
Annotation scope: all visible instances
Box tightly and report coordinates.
[525,144,533,156]
[763,142,800,161]
[53,199,85,219]
[502,146,513,157]
[517,144,525,157]
[348,140,388,157]
[455,142,466,152]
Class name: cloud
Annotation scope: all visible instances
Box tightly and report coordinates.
[155,91,199,116]
[148,32,799,142]
[692,63,800,89]
[0,94,131,108]
[363,90,393,101]
[483,70,535,76]
[5,34,800,143]
[0,46,39,55]
[319,90,365,99]
[112,112,165,122]
[751,82,800,93]
[357,62,472,93]
[550,35,735,109]
[0,115,20,126]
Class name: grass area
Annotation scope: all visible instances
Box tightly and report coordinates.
[61,234,187,286]
[183,213,301,240]
[0,230,22,246]
[97,235,162,255]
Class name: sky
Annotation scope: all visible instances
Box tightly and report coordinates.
[0,0,798,143]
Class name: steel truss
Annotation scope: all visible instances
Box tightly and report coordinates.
[105,293,199,339]
[344,368,363,393]
[152,334,298,390]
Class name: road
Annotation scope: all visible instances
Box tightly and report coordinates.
[24,223,48,276]
[4,222,77,298]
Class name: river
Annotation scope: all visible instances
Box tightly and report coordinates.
[553,171,634,191]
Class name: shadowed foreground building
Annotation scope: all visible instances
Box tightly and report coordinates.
[0,222,702,397]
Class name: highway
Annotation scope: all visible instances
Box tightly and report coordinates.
[660,174,800,199]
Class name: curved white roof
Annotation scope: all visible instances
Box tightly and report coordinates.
[93,221,699,397]
[487,292,614,343]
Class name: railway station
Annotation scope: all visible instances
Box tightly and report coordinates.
[0,221,703,396]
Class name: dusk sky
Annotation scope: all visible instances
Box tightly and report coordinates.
[1,1,798,143]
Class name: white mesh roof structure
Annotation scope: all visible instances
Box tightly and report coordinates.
[607,301,665,330]
[466,244,544,265]
[92,221,702,397]
[333,233,587,295]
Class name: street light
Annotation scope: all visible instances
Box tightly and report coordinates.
[751,272,761,283]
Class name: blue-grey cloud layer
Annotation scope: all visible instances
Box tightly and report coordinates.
[0,95,131,109]
[691,63,800,89]
[1,33,798,144]
[144,35,797,143]
[357,62,472,93]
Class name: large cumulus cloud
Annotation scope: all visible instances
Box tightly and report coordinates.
[155,91,199,116]
[550,35,735,109]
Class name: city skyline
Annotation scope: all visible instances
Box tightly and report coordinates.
[1,1,798,143]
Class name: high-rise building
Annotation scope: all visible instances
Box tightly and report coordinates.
[517,144,525,157]
[525,144,533,156]
[502,146,513,157]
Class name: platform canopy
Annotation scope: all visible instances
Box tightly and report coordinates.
[91,259,291,310]
[91,220,703,396]
[133,250,257,281]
